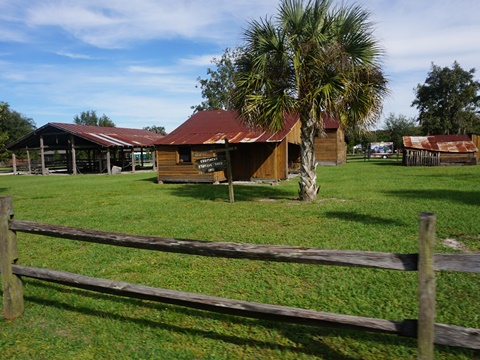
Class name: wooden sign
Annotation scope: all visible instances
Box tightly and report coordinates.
[195,160,227,173]
[195,155,227,173]
[193,140,236,203]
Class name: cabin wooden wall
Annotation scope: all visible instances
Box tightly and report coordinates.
[403,149,478,166]
[286,120,302,145]
[157,140,289,183]
[231,140,288,181]
[314,128,346,165]
[440,152,478,166]
[156,145,226,183]
[471,134,480,160]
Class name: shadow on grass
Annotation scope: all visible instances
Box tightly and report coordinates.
[136,176,158,183]
[346,157,402,166]
[325,211,407,226]
[158,183,297,202]
[368,160,403,166]
[22,280,478,359]
[385,189,480,206]
[20,280,425,360]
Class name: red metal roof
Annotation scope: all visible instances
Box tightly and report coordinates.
[49,123,164,147]
[7,122,165,150]
[403,135,478,153]
[157,110,339,145]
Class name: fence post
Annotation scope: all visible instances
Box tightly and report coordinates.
[0,196,24,319]
[418,212,436,360]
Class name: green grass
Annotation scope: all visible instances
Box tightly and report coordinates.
[1,160,479,359]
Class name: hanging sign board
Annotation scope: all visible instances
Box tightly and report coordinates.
[193,140,236,203]
[195,155,227,173]
[195,156,227,174]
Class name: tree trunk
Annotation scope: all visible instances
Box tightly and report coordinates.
[298,112,318,202]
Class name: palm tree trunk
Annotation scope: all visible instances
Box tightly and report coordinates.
[298,113,318,202]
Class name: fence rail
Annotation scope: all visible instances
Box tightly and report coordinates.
[1,196,479,358]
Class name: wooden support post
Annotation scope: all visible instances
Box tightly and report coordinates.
[97,150,102,173]
[131,149,135,173]
[40,135,46,175]
[418,212,436,360]
[225,139,234,203]
[0,196,24,319]
[27,150,31,174]
[106,148,111,175]
[152,148,157,171]
[70,135,77,175]
[12,153,17,174]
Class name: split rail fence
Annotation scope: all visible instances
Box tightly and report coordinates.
[1,196,479,359]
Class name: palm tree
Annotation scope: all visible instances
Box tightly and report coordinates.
[233,0,388,201]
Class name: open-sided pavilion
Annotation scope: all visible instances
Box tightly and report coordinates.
[6,123,164,175]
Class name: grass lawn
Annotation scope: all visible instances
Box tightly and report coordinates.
[1,159,479,359]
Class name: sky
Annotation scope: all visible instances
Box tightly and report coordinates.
[1,0,479,133]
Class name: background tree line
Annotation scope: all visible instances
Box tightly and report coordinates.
[0,102,36,162]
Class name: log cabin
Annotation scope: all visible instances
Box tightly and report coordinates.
[156,110,346,183]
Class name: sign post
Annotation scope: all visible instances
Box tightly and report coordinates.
[225,139,234,203]
[194,139,236,203]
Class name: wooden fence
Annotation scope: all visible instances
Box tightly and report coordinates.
[1,196,479,359]
[403,150,441,166]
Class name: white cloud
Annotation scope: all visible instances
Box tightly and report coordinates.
[1,0,479,132]
[1,0,280,49]
[56,51,96,60]
[180,54,221,67]
[128,66,173,75]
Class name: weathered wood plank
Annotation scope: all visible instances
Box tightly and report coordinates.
[9,220,418,270]
[0,196,24,319]
[418,212,436,360]
[433,253,480,273]
[434,323,480,350]
[10,264,402,334]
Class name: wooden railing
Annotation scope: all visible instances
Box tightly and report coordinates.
[1,196,479,359]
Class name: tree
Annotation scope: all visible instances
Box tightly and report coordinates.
[233,0,388,201]
[412,61,480,135]
[73,110,115,127]
[191,48,241,113]
[383,113,421,150]
[143,125,167,135]
[0,102,36,162]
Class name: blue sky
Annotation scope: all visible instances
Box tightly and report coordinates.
[1,0,479,133]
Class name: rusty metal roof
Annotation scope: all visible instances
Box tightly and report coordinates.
[403,135,478,153]
[50,123,164,147]
[7,123,164,150]
[156,110,339,145]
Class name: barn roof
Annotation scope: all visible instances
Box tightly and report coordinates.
[156,110,339,145]
[7,123,164,150]
[403,135,478,153]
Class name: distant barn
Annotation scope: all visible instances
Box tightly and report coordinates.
[155,110,346,183]
[402,135,478,166]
